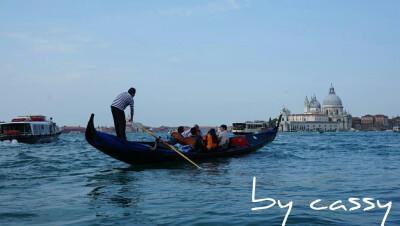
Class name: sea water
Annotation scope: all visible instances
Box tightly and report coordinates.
[0,132,399,225]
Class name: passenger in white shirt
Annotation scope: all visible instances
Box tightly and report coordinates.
[218,124,229,148]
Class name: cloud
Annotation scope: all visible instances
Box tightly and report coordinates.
[1,32,75,53]
[158,7,196,17]
[97,42,112,48]
[1,30,101,54]
[157,0,247,17]
[63,72,83,82]
[32,42,77,53]
[47,28,70,34]
[207,0,241,13]
[2,32,49,44]
[1,32,30,40]
[167,57,183,63]
[68,34,93,43]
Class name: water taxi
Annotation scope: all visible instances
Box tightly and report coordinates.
[393,126,400,133]
[0,115,62,144]
[232,121,270,135]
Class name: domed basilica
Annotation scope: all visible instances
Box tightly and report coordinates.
[280,85,352,132]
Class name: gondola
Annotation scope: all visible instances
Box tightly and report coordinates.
[85,114,281,166]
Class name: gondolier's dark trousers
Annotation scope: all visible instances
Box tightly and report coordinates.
[111,106,127,140]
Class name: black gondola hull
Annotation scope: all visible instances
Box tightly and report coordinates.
[85,114,281,166]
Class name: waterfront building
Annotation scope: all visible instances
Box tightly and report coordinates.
[389,116,400,129]
[361,115,374,125]
[97,127,115,133]
[130,121,144,133]
[352,117,362,130]
[279,85,352,132]
[62,126,86,133]
[374,115,389,128]
[356,114,390,131]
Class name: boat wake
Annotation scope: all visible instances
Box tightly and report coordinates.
[1,139,20,146]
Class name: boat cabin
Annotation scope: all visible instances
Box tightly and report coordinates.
[232,121,269,135]
[0,115,57,137]
[0,115,62,143]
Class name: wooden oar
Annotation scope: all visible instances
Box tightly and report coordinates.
[132,122,203,170]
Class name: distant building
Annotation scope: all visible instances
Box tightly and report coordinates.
[125,120,144,133]
[374,115,389,128]
[97,126,115,133]
[357,114,390,131]
[279,85,352,132]
[389,117,400,129]
[352,117,361,130]
[361,115,374,125]
[130,122,144,133]
[62,126,86,133]
[150,126,171,133]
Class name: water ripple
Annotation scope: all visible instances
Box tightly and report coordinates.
[0,132,399,225]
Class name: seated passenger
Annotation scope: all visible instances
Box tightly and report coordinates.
[167,126,186,144]
[182,124,203,138]
[203,128,219,151]
[189,127,201,141]
[166,133,177,145]
[218,124,229,148]
[189,127,204,151]
[194,124,203,137]
[177,126,185,136]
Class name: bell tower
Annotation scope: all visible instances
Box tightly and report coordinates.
[304,96,309,113]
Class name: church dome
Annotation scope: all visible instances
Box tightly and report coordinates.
[310,99,321,108]
[323,85,342,106]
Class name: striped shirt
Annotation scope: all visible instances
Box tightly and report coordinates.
[111,92,134,111]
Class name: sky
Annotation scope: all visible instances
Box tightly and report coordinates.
[0,0,399,127]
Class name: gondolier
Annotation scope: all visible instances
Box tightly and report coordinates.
[111,87,136,140]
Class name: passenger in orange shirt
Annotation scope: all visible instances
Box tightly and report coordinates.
[203,128,219,151]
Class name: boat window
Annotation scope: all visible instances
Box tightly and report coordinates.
[0,123,32,135]
[33,124,38,134]
[233,123,246,130]
[25,124,31,133]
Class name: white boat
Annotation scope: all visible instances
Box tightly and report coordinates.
[232,121,270,135]
[393,126,400,133]
[0,115,62,144]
